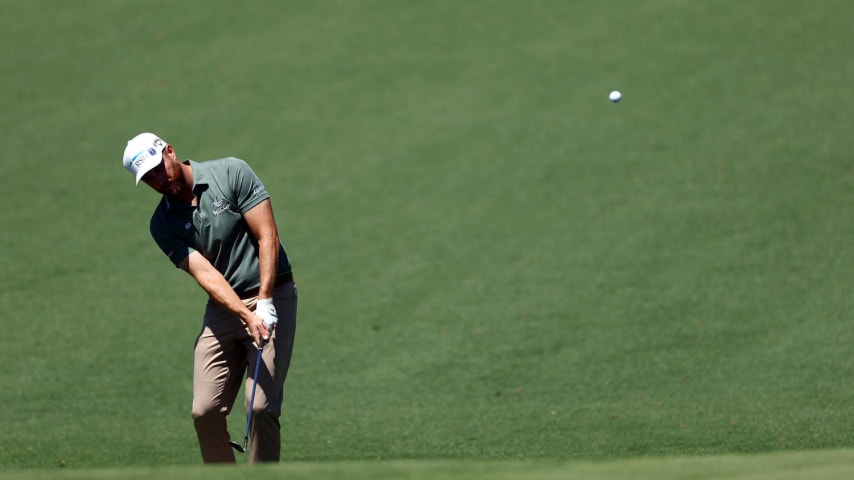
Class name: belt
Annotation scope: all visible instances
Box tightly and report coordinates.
[240,272,294,299]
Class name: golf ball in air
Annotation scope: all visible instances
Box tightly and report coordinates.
[609,90,622,103]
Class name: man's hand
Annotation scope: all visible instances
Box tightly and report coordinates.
[256,298,278,328]
[249,313,272,344]
[250,299,277,344]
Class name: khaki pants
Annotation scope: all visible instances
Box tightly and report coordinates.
[191,281,297,464]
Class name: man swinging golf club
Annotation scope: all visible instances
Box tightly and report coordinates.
[122,132,298,464]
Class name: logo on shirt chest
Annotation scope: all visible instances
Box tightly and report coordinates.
[211,197,235,216]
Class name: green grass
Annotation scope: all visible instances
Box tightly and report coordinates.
[1,0,852,477]
[3,450,854,480]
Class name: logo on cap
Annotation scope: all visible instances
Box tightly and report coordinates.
[148,147,156,156]
[132,151,146,168]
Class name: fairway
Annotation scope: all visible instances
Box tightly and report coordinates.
[2,450,854,480]
[1,0,852,477]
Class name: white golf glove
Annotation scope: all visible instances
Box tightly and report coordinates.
[256,298,278,329]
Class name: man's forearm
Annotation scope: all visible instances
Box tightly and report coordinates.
[256,233,280,299]
[180,252,255,324]
[194,265,270,341]
[196,267,256,323]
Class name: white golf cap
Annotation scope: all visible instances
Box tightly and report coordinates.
[123,132,167,186]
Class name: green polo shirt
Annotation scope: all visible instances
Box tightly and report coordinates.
[149,157,292,297]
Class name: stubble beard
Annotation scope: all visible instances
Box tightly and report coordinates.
[163,164,189,199]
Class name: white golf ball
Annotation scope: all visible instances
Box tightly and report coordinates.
[609,90,622,103]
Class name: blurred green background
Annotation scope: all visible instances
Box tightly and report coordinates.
[0,0,851,473]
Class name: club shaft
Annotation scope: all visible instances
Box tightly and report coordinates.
[243,339,265,449]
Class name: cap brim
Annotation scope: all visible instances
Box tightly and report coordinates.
[134,157,163,186]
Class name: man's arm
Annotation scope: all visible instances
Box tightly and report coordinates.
[243,198,280,300]
[178,251,270,343]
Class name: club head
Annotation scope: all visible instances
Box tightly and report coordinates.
[228,439,246,453]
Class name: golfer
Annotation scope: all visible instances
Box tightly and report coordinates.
[122,132,297,464]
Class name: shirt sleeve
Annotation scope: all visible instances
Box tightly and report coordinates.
[150,210,195,268]
[228,158,270,213]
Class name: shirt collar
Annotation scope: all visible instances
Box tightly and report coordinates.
[188,160,208,187]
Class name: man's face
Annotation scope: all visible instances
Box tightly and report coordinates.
[141,146,183,196]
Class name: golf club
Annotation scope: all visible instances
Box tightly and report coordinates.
[229,337,266,453]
